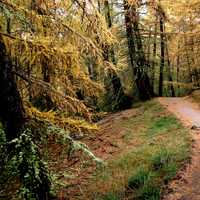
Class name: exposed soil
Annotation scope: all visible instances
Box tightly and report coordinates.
[86,108,140,160]
[52,107,141,199]
[159,97,200,200]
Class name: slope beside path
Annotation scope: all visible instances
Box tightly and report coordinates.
[159,97,200,200]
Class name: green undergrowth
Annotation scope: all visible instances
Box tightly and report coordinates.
[88,100,191,200]
[0,127,51,200]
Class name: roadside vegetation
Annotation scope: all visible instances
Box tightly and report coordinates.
[84,101,191,200]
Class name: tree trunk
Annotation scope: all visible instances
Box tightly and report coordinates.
[184,36,192,83]
[159,16,164,96]
[152,19,158,91]
[104,0,116,64]
[0,35,25,141]
[176,42,180,95]
[123,0,137,75]
[123,0,153,100]
[165,39,175,97]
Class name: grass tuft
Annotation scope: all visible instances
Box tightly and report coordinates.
[151,148,174,171]
[128,168,155,189]
[139,183,160,200]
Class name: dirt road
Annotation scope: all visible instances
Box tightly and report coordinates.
[159,97,200,200]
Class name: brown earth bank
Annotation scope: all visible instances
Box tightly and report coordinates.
[51,97,199,200]
[51,107,142,199]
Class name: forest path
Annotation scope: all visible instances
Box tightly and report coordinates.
[159,97,200,200]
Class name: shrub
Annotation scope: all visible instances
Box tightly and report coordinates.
[10,129,51,200]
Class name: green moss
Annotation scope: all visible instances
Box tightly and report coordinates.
[147,116,181,136]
